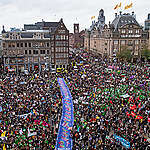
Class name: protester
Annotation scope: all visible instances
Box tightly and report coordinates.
[0,49,149,150]
[0,71,62,149]
[67,50,150,150]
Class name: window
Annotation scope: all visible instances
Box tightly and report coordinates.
[66,36,68,40]
[129,30,133,34]
[114,40,118,44]
[136,29,140,34]
[29,50,31,54]
[12,43,15,47]
[21,43,23,47]
[66,42,68,46]
[40,50,45,54]
[33,50,38,55]
[8,44,11,48]
[25,43,28,47]
[128,40,133,45]
[47,43,50,47]
[25,50,28,54]
[29,43,31,47]
[56,35,61,40]
[52,53,54,58]
[51,47,54,52]
[121,29,126,33]
[17,43,20,47]
[121,40,125,45]
[56,47,59,52]
[3,43,6,48]
[47,50,49,54]
[135,40,139,45]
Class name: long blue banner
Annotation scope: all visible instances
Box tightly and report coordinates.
[55,78,74,150]
[113,134,130,149]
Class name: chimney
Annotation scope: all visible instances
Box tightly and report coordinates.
[115,13,117,18]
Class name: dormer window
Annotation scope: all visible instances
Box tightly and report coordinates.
[121,29,126,33]
[136,29,140,34]
[129,30,133,34]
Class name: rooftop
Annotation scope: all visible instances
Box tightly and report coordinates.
[111,12,141,31]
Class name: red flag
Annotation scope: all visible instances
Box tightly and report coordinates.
[136,97,140,101]
[130,104,136,110]
[126,112,130,117]
[90,118,96,122]
[110,100,113,104]
[131,111,136,117]
[136,116,143,119]
[138,103,141,108]
[129,97,131,100]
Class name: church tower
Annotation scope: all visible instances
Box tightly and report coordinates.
[74,24,79,34]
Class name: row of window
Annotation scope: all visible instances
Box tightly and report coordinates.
[25,50,50,55]
[6,42,50,48]
[55,47,68,52]
[55,41,68,47]
[121,29,140,34]
[114,40,141,45]
[55,35,68,40]
[55,53,68,58]
[55,59,68,63]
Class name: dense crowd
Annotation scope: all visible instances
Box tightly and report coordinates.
[67,51,150,150]
[0,71,62,149]
[0,49,149,149]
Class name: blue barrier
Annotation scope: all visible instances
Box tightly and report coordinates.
[55,78,74,150]
[113,134,130,149]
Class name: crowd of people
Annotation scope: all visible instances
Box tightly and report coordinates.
[0,49,149,149]
[67,51,150,150]
[0,71,62,149]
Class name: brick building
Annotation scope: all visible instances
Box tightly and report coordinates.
[2,19,69,72]
[69,24,85,48]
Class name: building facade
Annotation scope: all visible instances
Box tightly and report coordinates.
[0,34,2,64]
[149,30,150,50]
[84,9,106,56]
[69,24,85,48]
[85,11,148,61]
[145,13,150,30]
[2,19,69,72]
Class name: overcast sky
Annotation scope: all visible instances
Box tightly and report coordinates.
[0,0,149,33]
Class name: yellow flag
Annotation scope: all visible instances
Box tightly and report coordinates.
[91,16,95,20]
[125,3,133,10]
[128,2,133,9]
[1,131,6,137]
[124,5,129,10]
[114,4,118,10]
[3,144,6,150]
[118,2,122,8]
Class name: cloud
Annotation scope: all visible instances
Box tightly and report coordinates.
[0,0,149,33]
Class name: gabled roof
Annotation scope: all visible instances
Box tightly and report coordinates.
[111,13,141,31]
[24,21,60,31]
